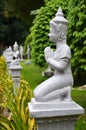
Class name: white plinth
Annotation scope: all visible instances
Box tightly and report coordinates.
[28,98,84,130]
[9,65,22,77]
[6,60,12,68]
[9,65,22,95]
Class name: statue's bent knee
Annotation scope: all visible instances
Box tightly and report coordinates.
[34,91,45,102]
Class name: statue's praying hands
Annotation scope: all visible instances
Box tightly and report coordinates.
[44,47,54,62]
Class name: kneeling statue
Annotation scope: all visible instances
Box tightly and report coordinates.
[34,7,74,102]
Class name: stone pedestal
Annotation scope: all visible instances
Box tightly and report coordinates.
[35,116,77,130]
[28,98,84,130]
[9,65,22,95]
[6,60,13,74]
[6,60,12,68]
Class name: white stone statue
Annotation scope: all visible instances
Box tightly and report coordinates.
[3,46,13,61]
[34,7,74,102]
[9,41,20,68]
[13,41,20,59]
[19,45,24,60]
[27,45,30,59]
[25,45,31,65]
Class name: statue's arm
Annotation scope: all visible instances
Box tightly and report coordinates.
[47,57,69,71]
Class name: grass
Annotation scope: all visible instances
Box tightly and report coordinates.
[72,89,86,110]
[21,60,86,130]
[72,89,86,130]
[21,60,47,90]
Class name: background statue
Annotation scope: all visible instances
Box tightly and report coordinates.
[34,7,74,102]
[10,41,20,67]
[3,46,13,61]
[13,41,20,59]
[25,45,31,65]
[19,45,24,60]
[27,45,30,60]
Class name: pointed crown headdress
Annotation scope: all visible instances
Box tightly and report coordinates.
[50,7,68,25]
[14,41,18,48]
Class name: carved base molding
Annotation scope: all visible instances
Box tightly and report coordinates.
[28,98,84,130]
[36,116,77,130]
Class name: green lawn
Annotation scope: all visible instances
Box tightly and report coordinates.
[72,89,86,110]
[21,60,86,130]
[21,60,47,90]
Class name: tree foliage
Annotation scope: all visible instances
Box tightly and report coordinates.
[1,0,86,82]
[67,0,86,82]
[3,0,44,25]
[25,0,86,83]
[27,0,69,66]
[0,0,29,51]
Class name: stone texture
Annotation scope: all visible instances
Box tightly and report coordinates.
[9,65,22,95]
[29,98,84,118]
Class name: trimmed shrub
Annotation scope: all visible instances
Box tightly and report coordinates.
[67,0,86,83]
[25,0,69,66]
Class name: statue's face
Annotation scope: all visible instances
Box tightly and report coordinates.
[49,22,61,42]
[48,33,57,43]
[49,21,67,43]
